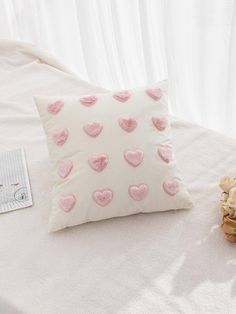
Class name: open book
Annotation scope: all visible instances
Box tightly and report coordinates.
[0,148,33,213]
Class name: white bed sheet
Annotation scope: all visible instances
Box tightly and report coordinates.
[0,40,236,314]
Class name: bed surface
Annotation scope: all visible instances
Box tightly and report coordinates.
[0,40,236,314]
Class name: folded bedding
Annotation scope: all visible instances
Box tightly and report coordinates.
[0,40,236,314]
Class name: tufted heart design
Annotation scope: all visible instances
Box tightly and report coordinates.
[118,117,137,133]
[59,194,76,212]
[83,122,103,137]
[128,184,149,201]
[157,146,173,163]
[52,128,69,146]
[80,95,98,106]
[57,160,73,178]
[152,116,168,131]
[88,154,109,172]
[113,90,131,102]
[47,100,64,114]
[93,189,113,206]
[163,179,180,196]
[146,88,163,101]
[124,149,144,167]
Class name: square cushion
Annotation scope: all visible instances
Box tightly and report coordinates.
[35,81,192,231]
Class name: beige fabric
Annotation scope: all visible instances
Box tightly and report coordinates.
[0,40,236,314]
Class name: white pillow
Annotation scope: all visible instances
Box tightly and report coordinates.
[35,81,192,232]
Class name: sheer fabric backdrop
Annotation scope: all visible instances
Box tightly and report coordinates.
[1,0,236,137]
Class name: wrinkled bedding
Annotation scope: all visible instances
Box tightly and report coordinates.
[0,40,236,314]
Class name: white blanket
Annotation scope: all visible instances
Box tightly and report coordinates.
[0,40,236,314]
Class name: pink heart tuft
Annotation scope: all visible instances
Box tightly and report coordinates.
[124,149,144,167]
[152,116,168,131]
[83,122,103,137]
[93,189,113,206]
[146,88,163,101]
[80,96,98,106]
[88,154,109,172]
[157,146,173,163]
[59,194,76,212]
[47,100,64,114]
[163,179,180,196]
[113,90,131,102]
[57,160,73,178]
[52,128,69,146]
[128,184,149,201]
[118,117,137,133]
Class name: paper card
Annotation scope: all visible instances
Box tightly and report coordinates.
[0,148,33,213]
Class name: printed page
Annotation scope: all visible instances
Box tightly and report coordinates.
[0,148,33,213]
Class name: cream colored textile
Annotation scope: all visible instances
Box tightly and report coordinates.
[0,40,235,314]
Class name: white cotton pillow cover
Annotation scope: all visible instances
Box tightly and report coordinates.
[35,81,192,232]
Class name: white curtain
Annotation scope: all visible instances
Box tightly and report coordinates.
[1,0,236,137]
